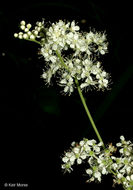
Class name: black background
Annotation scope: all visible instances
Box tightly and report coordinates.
[0,0,132,189]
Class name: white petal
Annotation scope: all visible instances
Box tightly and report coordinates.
[70,155,76,162]
[71,141,76,147]
[120,136,125,141]
[131,174,133,180]
[66,152,73,158]
[100,49,105,55]
[74,26,80,31]
[117,173,123,179]
[80,83,88,89]
[80,154,87,160]
[102,167,107,175]
[52,44,57,50]
[126,176,130,181]
[42,73,47,79]
[86,169,93,175]
[116,143,121,147]
[77,158,82,164]
[70,44,75,49]
[94,172,101,181]
[60,79,67,84]
[64,86,69,93]
[79,140,85,146]
[62,157,69,163]
[73,147,80,154]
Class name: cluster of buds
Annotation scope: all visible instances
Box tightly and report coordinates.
[61,136,133,190]
[14,19,110,95]
[14,20,45,42]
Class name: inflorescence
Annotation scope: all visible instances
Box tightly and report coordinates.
[14,19,109,95]
[14,19,133,190]
[61,136,133,190]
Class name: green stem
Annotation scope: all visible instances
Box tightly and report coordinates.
[23,38,41,45]
[55,50,69,70]
[27,39,41,45]
[110,169,117,176]
[75,79,105,147]
[55,50,104,147]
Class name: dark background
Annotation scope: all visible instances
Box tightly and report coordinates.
[0,0,132,189]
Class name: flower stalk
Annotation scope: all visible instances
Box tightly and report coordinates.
[55,50,105,146]
[75,78,105,147]
[55,50,69,71]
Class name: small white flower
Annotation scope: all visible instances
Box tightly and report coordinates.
[49,56,57,63]
[93,146,100,153]
[102,167,107,175]
[18,34,23,39]
[126,176,130,181]
[14,33,18,38]
[20,20,26,25]
[120,136,125,141]
[64,86,69,93]
[82,143,90,152]
[80,153,87,160]
[79,140,85,146]
[99,49,105,55]
[89,177,95,182]
[62,157,69,163]
[42,72,47,79]
[112,163,118,170]
[116,142,122,147]
[34,30,38,36]
[71,21,80,32]
[71,141,76,146]
[80,83,88,89]
[117,173,123,179]
[27,23,32,29]
[87,139,96,146]
[24,28,29,32]
[126,166,131,173]
[77,158,82,164]
[30,34,35,40]
[86,169,93,175]
[94,171,101,182]
[20,25,25,30]
[23,33,28,39]
[73,147,80,154]
[70,155,76,163]
[52,44,58,50]
[27,31,32,36]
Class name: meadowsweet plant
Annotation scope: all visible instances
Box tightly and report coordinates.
[62,136,133,189]
[14,19,133,190]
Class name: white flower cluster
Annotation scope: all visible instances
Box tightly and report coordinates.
[61,136,133,190]
[14,20,109,95]
[62,138,103,174]
[112,136,133,189]
[41,20,109,94]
